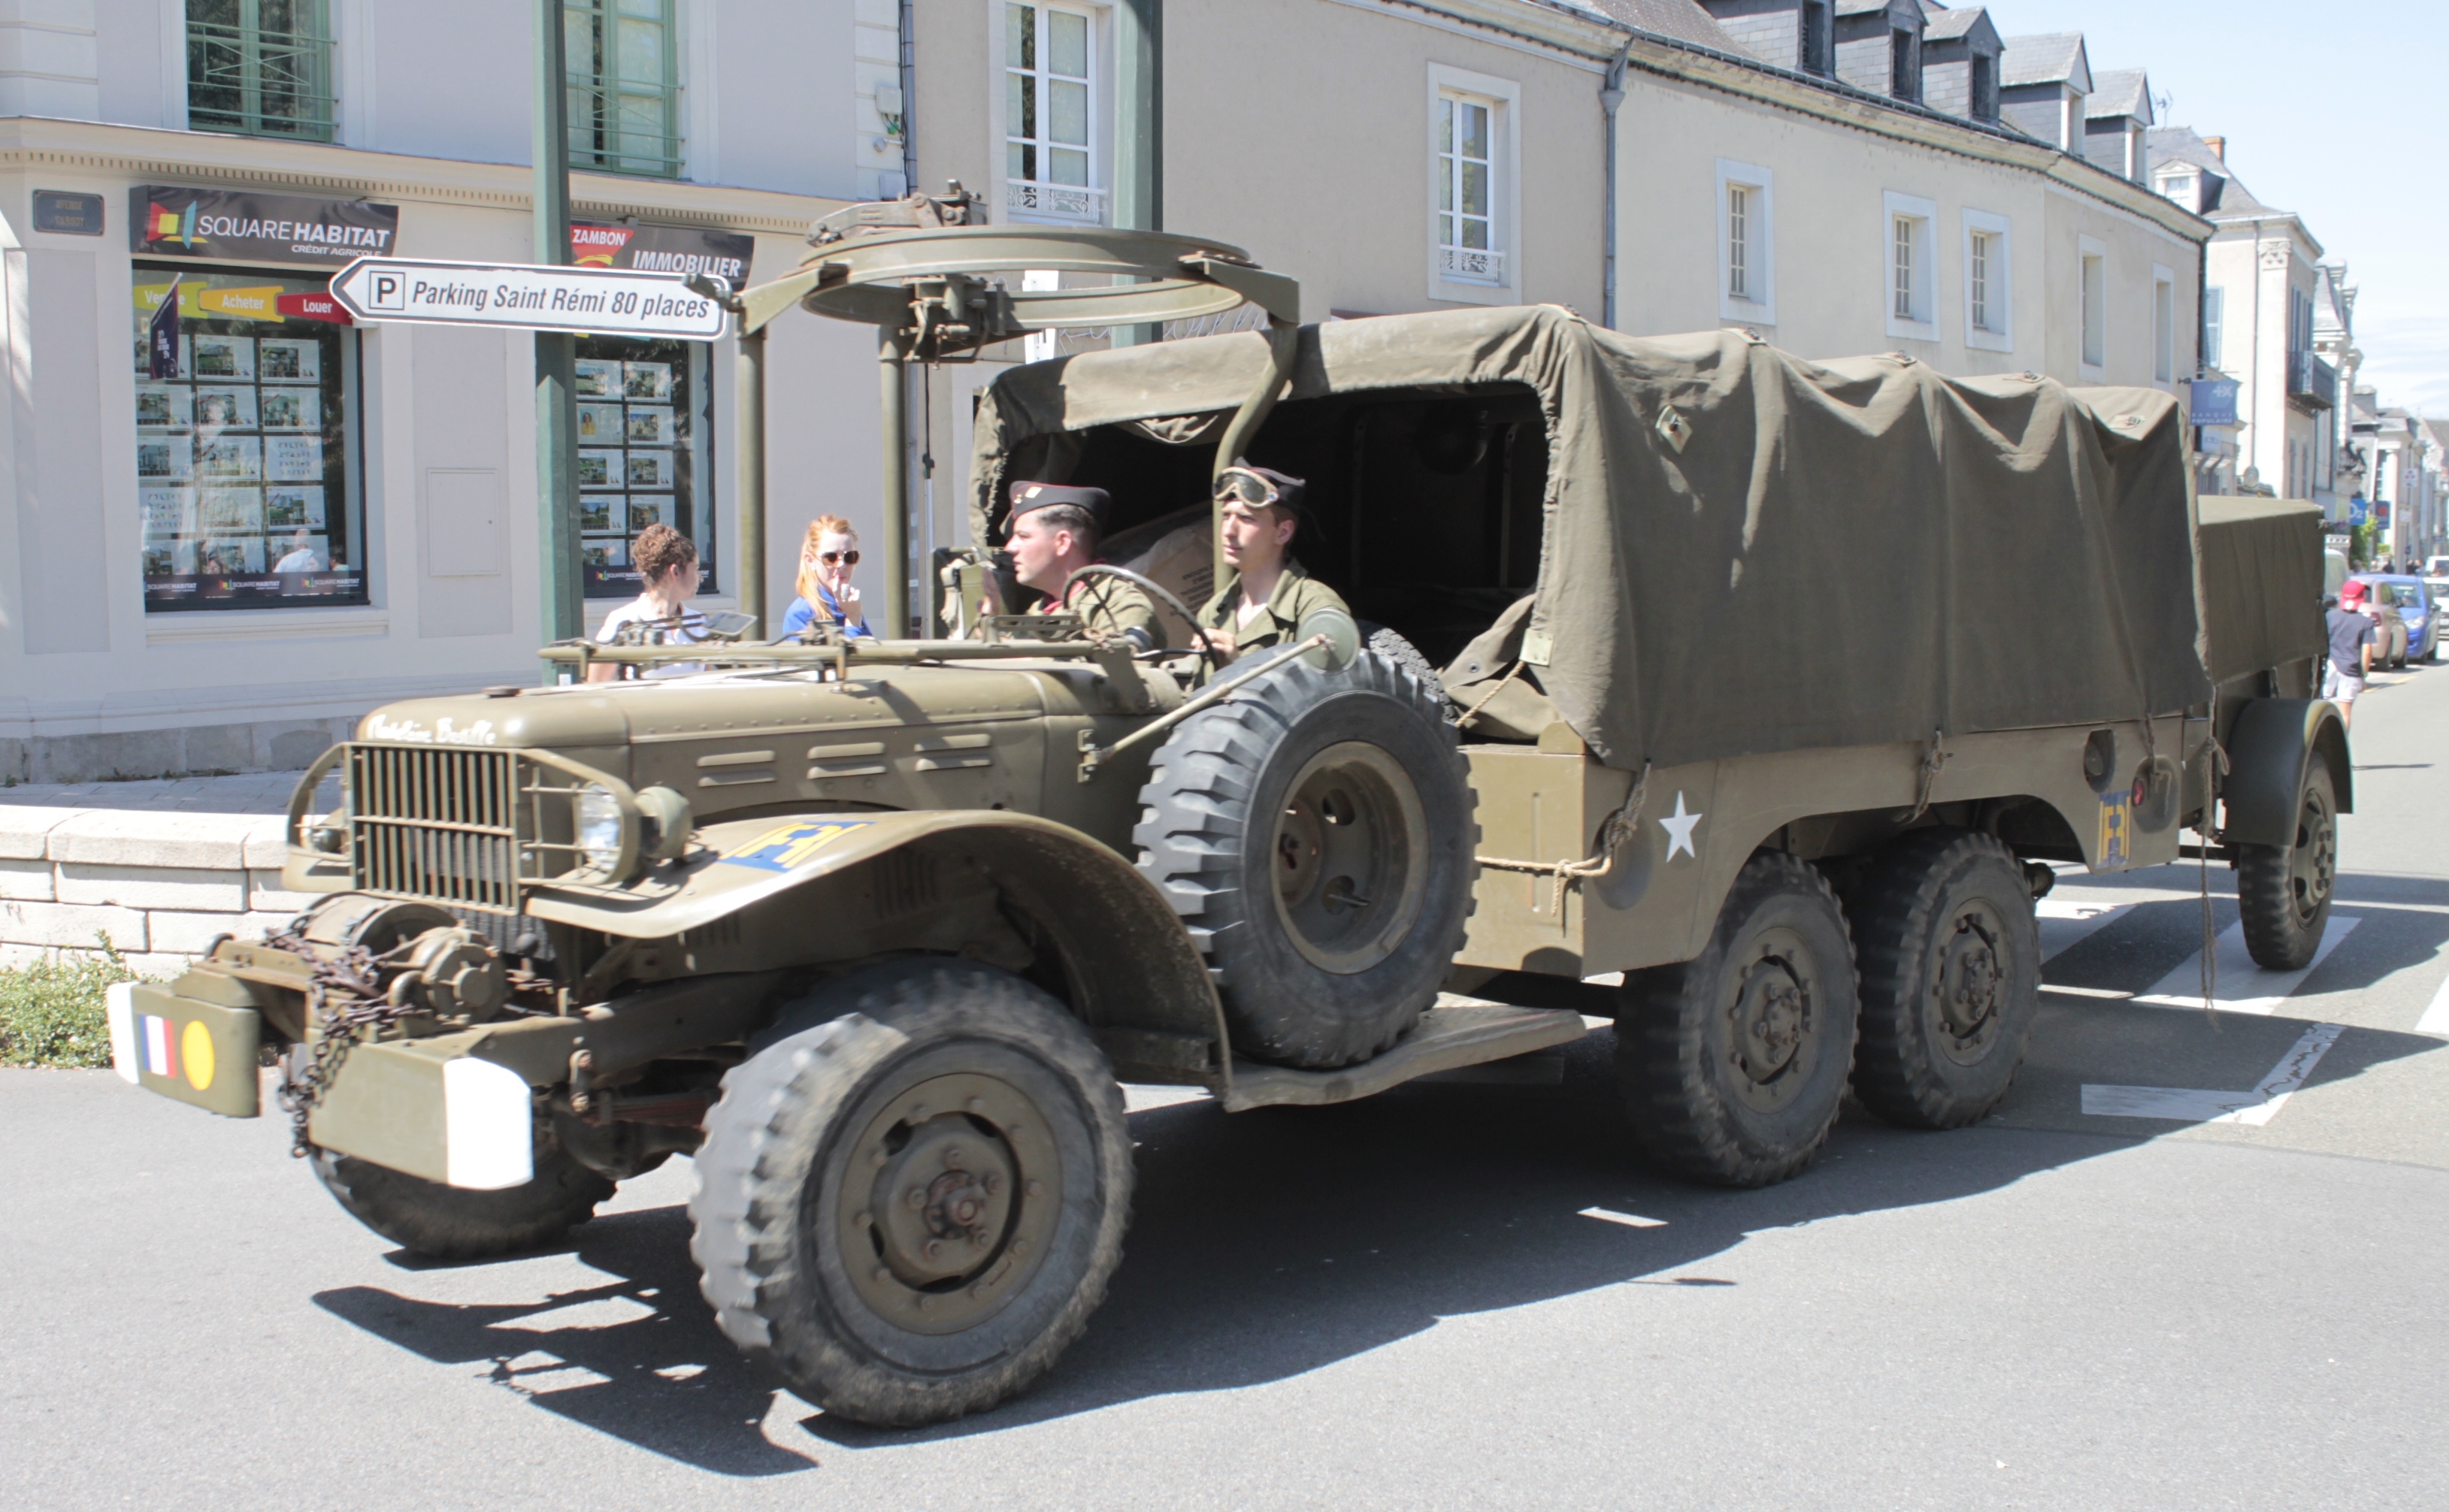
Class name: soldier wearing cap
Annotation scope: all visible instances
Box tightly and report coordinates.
[1004,481,1164,652]
[1195,461,1356,665]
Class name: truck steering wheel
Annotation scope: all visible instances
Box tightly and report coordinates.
[1061,563,1219,675]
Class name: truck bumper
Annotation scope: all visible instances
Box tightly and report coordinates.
[110,982,262,1118]
[108,977,539,1192]
[305,1037,537,1192]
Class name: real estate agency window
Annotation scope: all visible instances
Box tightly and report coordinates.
[134,262,365,612]
[575,336,715,598]
[1006,3,1100,222]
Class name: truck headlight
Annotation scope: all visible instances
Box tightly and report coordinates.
[577,785,625,873]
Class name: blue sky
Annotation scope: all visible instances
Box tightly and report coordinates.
[1981,0,2449,415]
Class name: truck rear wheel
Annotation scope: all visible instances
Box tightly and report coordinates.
[1845,830,2039,1129]
[2237,764,2337,970]
[310,1143,613,1261]
[1615,852,1860,1187]
[689,959,1131,1428]
[1134,650,1473,1068]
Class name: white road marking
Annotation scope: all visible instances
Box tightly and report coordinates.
[2131,917,2358,1014]
[2037,899,2133,962]
[2418,971,2449,1037]
[2039,983,2136,999]
[2081,1023,2346,1126]
[1580,1206,1667,1229]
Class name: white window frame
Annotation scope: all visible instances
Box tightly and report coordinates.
[1882,191,1938,341]
[1425,63,1521,307]
[2078,234,2107,375]
[999,1,1106,225]
[1960,207,2012,352]
[2203,285,2224,371]
[1716,159,1775,326]
[2151,263,2177,385]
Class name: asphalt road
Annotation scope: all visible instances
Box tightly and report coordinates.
[8,671,2448,1510]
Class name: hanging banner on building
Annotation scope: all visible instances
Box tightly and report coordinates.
[131,186,400,267]
[571,222,755,286]
[2188,377,2239,428]
[328,256,729,340]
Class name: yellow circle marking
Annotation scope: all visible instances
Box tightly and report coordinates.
[181,1020,215,1092]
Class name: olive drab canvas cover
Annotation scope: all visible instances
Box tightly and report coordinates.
[2193,496,2326,684]
[969,305,2213,771]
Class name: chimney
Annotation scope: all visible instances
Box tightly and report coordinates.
[2203,135,2226,161]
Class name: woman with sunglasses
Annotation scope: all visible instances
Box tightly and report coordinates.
[782,514,873,639]
[1194,461,1354,664]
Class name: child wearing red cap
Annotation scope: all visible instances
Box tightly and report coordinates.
[2325,580,2378,727]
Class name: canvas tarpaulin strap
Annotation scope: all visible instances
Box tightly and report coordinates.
[970,305,2214,772]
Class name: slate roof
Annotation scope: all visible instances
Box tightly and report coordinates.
[2147,126,2282,217]
[1836,1,1902,15]
[2085,68,2151,122]
[1580,0,1746,53]
[2001,32,2089,89]
[1921,4,1987,42]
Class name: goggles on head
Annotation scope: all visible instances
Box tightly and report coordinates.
[1212,467,1282,509]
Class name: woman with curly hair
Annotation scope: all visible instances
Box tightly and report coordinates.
[588,524,706,681]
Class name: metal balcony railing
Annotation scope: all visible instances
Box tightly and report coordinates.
[1007,180,1107,223]
[186,11,337,144]
[2288,349,2338,410]
[1439,245,1507,285]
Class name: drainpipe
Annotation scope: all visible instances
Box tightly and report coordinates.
[1600,35,1633,331]
[1112,0,1162,346]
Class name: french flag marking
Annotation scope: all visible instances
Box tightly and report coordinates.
[142,1015,180,1081]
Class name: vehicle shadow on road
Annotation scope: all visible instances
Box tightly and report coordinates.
[315,1204,816,1477]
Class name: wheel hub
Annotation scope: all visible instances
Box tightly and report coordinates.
[1270,741,1430,974]
[1727,930,1816,1108]
[2289,787,2335,924]
[1931,908,2006,1063]
[836,1072,1058,1335]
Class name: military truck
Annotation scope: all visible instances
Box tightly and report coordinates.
[114,305,2340,1429]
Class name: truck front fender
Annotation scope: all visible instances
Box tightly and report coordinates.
[526,810,1229,1085]
[2223,697,2352,847]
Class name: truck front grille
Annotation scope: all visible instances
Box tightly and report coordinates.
[350,746,522,910]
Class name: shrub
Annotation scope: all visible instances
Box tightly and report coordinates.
[0,940,139,1069]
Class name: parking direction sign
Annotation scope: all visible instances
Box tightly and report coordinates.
[328,256,728,340]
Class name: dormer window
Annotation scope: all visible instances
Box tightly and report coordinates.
[1970,53,1996,119]
[1890,27,1918,101]
[1801,1,1833,77]
[2157,173,2197,208]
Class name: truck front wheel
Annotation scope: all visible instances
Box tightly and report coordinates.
[689,960,1132,1428]
[2237,764,2338,970]
[310,1143,614,1261]
[1845,830,2039,1129]
[1615,852,1860,1187]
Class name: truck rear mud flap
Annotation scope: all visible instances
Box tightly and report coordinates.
[1219,996,1591,1112]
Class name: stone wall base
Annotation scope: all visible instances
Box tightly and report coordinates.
[0,716,355,785]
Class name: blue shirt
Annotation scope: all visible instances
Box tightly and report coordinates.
[782,582,870,638]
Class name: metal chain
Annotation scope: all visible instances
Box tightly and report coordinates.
[262,927,419,1159]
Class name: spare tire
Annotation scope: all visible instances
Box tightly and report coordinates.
[1133,651,1475,1068]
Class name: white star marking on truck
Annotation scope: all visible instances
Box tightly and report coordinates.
[1659,792,1703,860]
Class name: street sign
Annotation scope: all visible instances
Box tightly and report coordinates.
[328,256,728,340]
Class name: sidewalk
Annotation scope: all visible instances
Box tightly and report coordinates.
[0,771,339,975]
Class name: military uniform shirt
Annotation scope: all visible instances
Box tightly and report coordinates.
[1064,573,1164,649]
[1197,558,1349,659]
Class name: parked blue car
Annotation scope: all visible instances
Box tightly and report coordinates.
[2352,574,2436,665]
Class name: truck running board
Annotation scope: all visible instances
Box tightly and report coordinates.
[1218,996,1594,1113]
